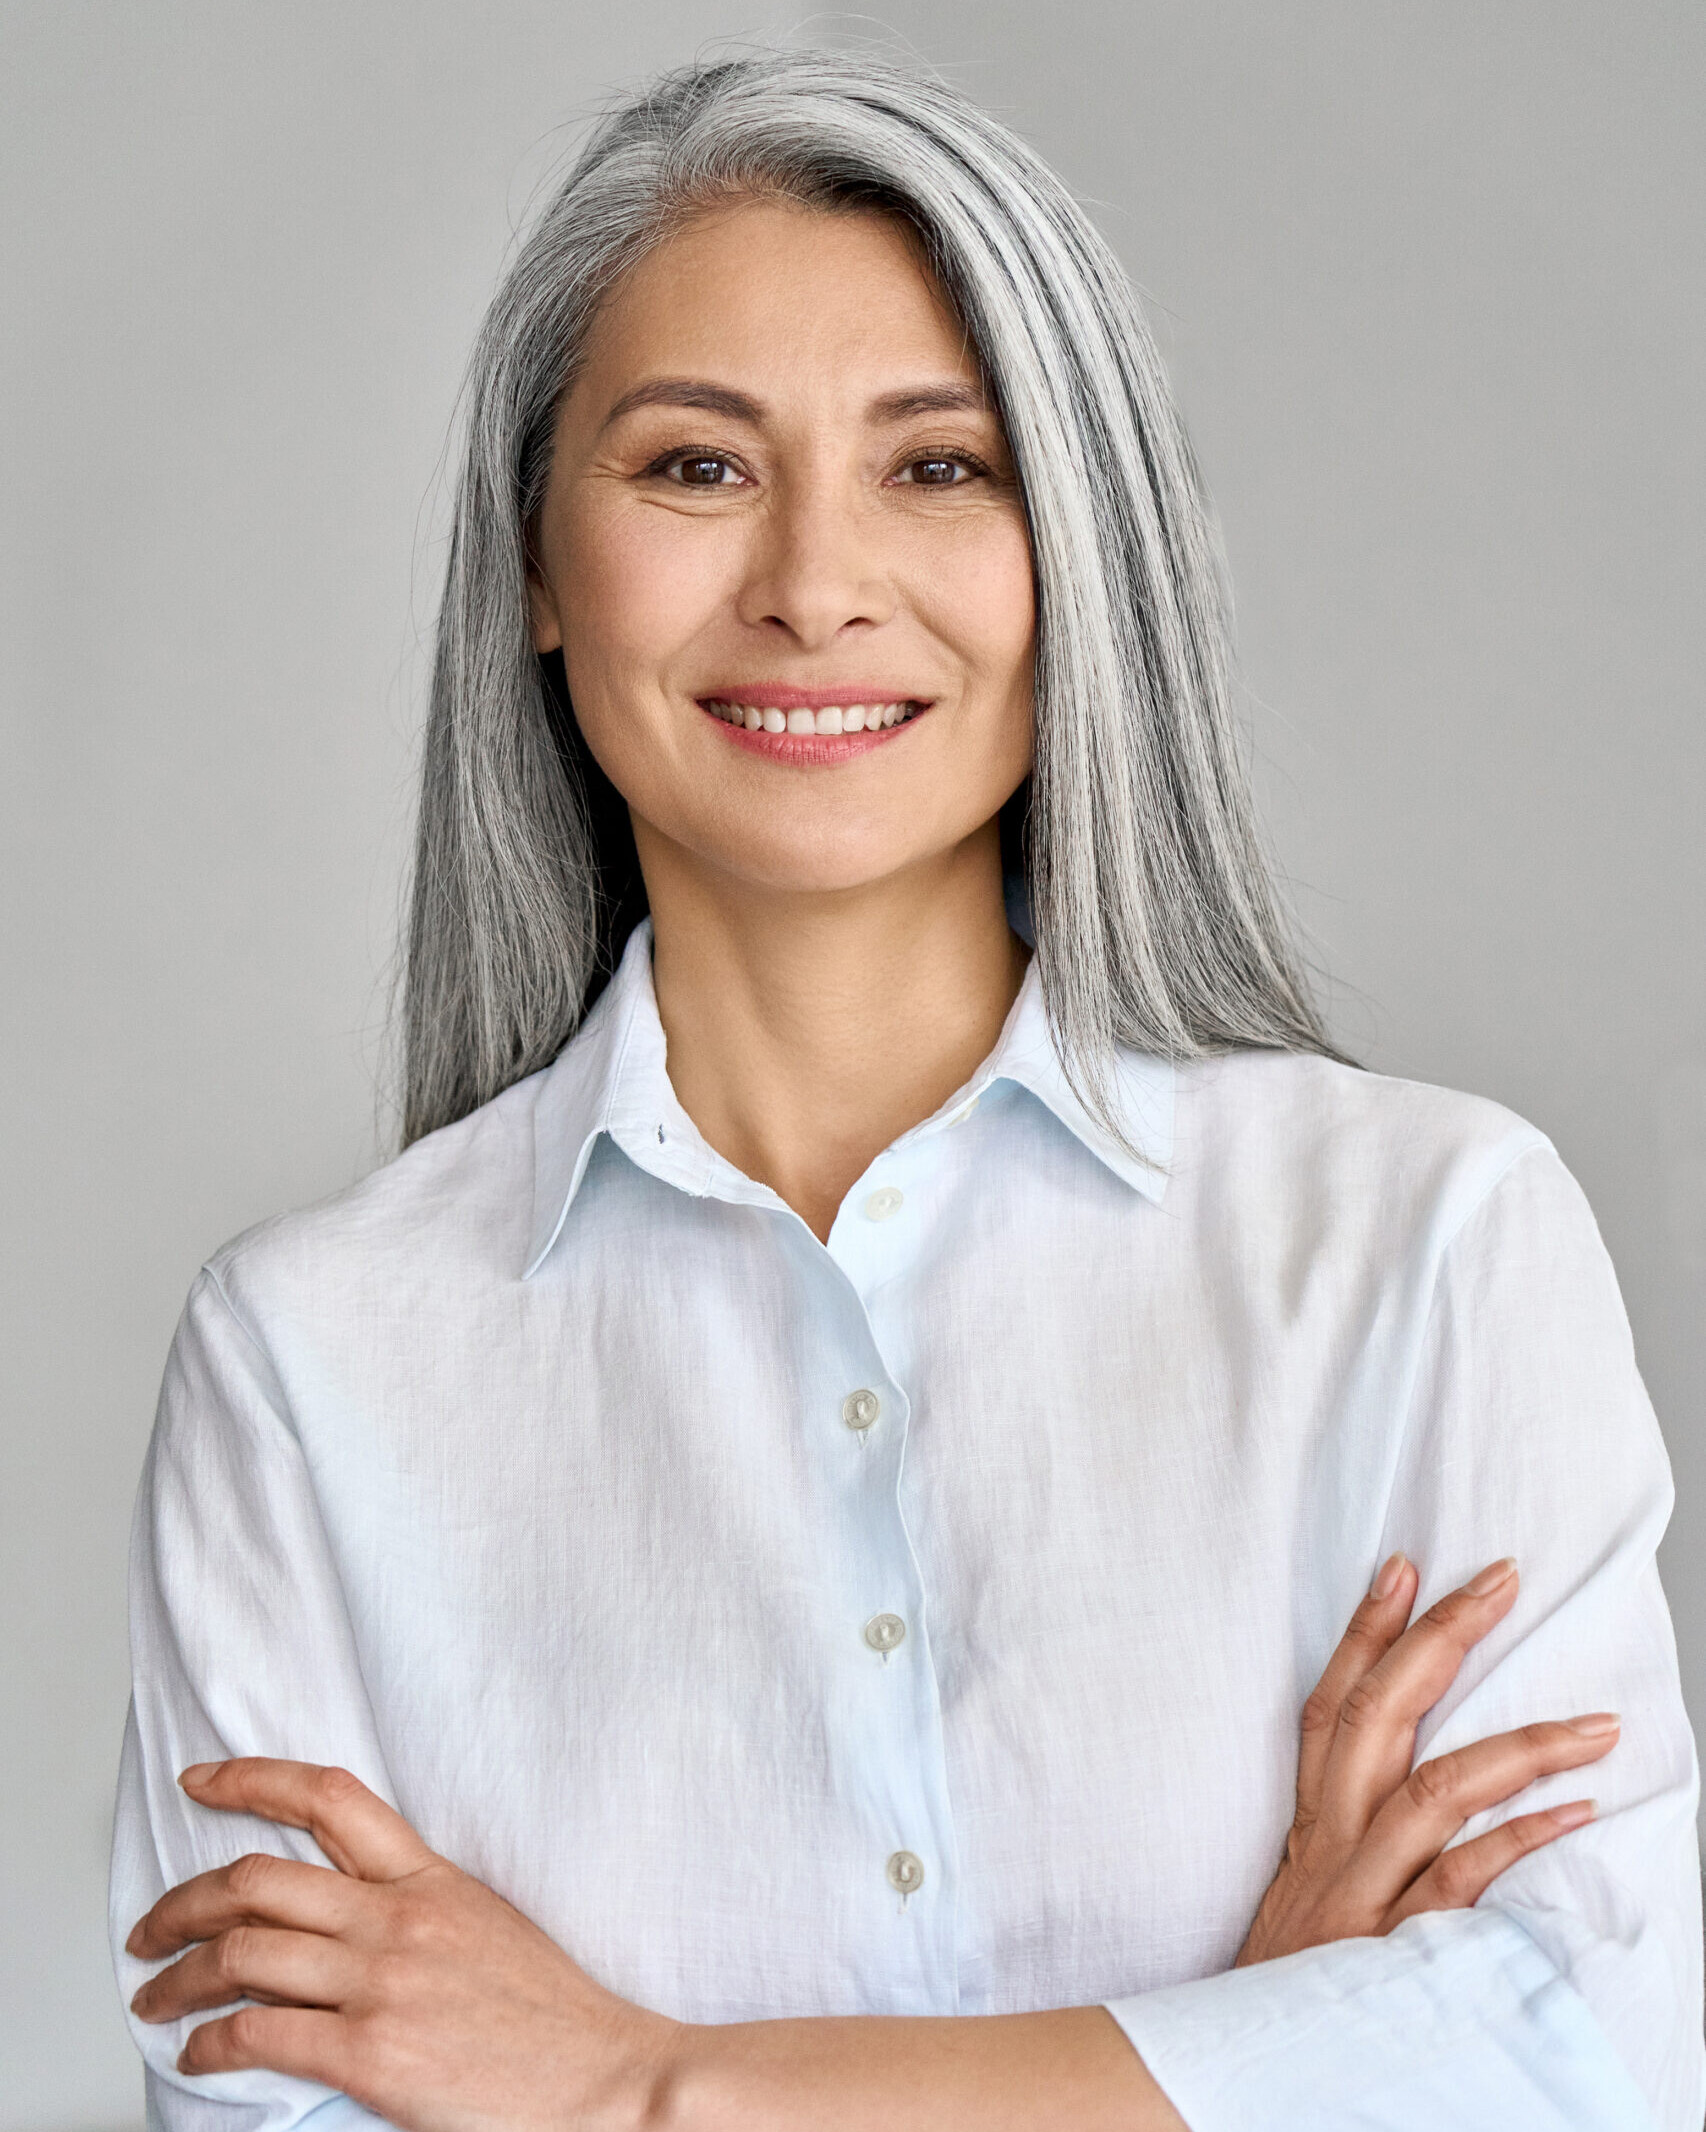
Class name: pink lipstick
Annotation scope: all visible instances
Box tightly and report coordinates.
[697,686,933,761]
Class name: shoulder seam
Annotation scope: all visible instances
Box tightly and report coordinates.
[196,1262,304,1444]
[1370,1129,1557,1549]
[200,1261,272,1368]
[1434,1128,1556,1264]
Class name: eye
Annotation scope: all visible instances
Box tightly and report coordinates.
[659,451,744,488]
[891,454,981,488]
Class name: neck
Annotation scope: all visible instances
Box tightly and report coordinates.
[637,816,1030,1243]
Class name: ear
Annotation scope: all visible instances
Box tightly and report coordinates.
[526,558,564,655]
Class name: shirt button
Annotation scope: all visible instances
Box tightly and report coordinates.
[864,1612,907,1654]
[842,1388,881,1432]
[863,1186,904,1222]
[886,1850,926,1895]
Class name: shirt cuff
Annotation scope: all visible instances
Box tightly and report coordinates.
[293,2102,393,2132]
[1101,1907,1658,2131]
[145,2068,395,2131]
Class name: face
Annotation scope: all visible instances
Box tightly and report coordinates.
[526,196,1036,900]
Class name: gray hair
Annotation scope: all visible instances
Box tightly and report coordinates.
[402,46,1339,1148]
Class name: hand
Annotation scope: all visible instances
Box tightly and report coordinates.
[1236,1553,1620,1966]
[126,1758,681,2132]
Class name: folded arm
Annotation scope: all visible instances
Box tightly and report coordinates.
[116,1144,1703,2130]
[1105,1144,1703,2130]
[124,1551,1620,2131]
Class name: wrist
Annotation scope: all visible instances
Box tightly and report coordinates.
[639,2017,778,2132]
[600,2006,698,2132]
[630,2013,717,2132]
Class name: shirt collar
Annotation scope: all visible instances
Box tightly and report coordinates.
[973,955,1175,1203]
[523,917,1173,1277]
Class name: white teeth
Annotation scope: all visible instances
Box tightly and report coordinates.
[707,700,921,735]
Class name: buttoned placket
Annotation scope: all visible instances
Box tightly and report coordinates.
[522,926,1173,2023]
[813,1118,967,2013]
[604,1093,968,2014]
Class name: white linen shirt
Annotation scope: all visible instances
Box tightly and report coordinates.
[111,918,1704,2131]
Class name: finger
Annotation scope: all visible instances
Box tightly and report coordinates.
[129,1852,360,1961]
[1316,1557,1521,1838]
[1294,1553,1419,1828]
[132,1924,360,2024]
[177,2003,352,2086]
[1388,1796,1599,1922]
[1341,1712,1620,1911]
[180,1759,435,1882]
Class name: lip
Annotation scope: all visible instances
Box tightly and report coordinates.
[702,706,925,763]
[697,684,934,713]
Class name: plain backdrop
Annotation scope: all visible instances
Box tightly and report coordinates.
[3,3,1702,2124]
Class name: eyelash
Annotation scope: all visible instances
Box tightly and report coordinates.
[642,445,994,487]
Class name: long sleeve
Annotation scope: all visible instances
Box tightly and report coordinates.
[110,1266,395,2132]
[1103,1140,1704,2130]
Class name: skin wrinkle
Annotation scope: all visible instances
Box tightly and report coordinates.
[400,51,1337,1151]
[524,200,1036,1241]
[114,52,1664,2132]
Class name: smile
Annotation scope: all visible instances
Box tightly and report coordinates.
[702,698,927,736]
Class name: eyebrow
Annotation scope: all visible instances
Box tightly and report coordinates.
[866,382,988,422]
[598,376,991,433]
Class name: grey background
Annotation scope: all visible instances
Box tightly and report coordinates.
[3,3,1701,2124]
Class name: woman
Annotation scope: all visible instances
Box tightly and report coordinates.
[110,49,1701,2132]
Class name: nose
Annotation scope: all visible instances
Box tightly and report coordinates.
[734,480,896,648]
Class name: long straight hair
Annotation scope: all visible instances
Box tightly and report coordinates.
[402,47,1339,1148]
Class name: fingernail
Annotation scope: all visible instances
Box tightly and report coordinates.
[1550,1798,1597,1830]
[1565,1712,1621,1738]
[124,1922,143,1956]
[1465,1557,1517,1596]
[1371,1551,1408,1600]
[180,1761,221,1788]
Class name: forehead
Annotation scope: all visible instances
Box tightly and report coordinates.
[576,196,982,403]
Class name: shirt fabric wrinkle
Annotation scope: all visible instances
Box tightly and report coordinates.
[112,918,1703,2132]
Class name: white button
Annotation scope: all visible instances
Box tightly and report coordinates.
[864,1612,907,1654]
[863,1186,904,1222]
[886,1849,925,1894]
[842,1388,881,1431]
[948,1093,980,1126]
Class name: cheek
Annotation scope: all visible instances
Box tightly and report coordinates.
[559,504,733,701]
[919,513,1036,705]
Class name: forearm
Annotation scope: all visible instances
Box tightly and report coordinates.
[649,2004,1186,2132]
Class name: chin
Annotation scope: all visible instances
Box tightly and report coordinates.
[720,854,923,898]
[696,823,938,898]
